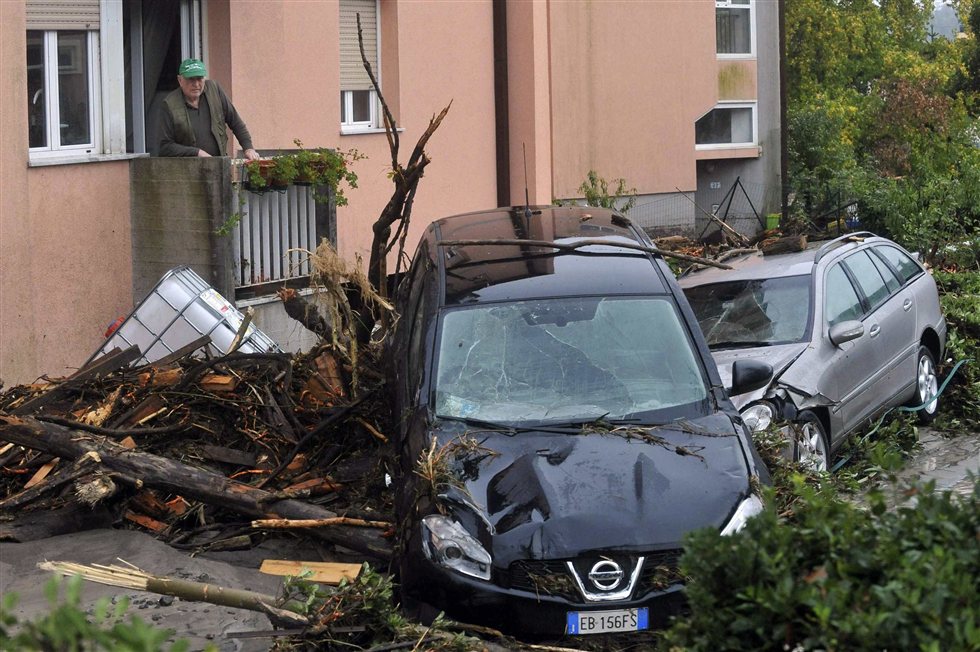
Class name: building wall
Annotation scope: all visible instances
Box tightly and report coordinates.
[214,0,499,264]
[548,0,718,200]
[1,3,134,384]
[695,0,782,232]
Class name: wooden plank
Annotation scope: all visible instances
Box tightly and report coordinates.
[259,560,362,585]
[66,345,142,381]
[137,367,183,387]
[23,458,59,489]
[13,346,141,416]
[124,510,168,533]
[199,373,239,393]
[109,394,167,428]
[144,335,212,368]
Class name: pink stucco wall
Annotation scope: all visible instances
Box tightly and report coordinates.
[506,0,554,206]
[2,4,133,385]
[547,0,719,199]
[216,0,499,263]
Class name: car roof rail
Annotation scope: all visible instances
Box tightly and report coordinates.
[812,231,877,265]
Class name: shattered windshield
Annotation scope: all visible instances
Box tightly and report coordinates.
[434,296,708,424]
[683,275,812,349]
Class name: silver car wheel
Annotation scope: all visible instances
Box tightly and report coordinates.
[794,414,828,473]
[917,351,939,415]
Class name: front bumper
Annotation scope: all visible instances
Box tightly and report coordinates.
[401,554,688,637]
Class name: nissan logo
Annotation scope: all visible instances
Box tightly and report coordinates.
[588,560,624,591]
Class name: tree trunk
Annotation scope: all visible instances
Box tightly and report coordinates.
[0,414,392,560]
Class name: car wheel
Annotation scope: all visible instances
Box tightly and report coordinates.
[912,345,939,424]
[793,411,829,472]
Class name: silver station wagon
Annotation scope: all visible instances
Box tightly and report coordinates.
[679,232,947,471]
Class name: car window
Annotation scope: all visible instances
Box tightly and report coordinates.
[868,248,900,293]
[824,263,863,326]
[434,296,708,424]
[873,245,922,285]
[683,275,812,348]
[843,251,891,310]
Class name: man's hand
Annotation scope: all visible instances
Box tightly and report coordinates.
[197,149,212,157]
[244,148,260,162]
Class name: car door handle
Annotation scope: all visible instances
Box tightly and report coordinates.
[903,298,913,311]
[869,324,881,338]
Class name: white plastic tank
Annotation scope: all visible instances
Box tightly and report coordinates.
[88,266,281,366]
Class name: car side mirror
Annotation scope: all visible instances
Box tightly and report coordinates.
[828,320,864,347]
[729,359,773,396]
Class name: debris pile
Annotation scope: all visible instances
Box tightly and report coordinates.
[0,340,394,559]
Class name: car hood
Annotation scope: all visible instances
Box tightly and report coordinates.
[711,343,808,408]
[437,413,753,566]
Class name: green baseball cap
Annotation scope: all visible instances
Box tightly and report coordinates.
[178,58,207,78]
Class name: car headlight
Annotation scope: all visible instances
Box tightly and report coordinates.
[421,514,492,580]
[741,402,775,432]
[720,494,764,536]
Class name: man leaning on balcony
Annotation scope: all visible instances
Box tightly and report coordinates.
[158,58,260,161]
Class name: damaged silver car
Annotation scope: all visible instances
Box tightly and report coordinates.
[386,206,771,636]
[679,232,947,471]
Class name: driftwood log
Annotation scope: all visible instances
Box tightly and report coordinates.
[0,414,392,560]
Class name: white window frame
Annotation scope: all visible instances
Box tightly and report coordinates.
[340,0,382,133]
[341,89,378,132]
[715,0,755,59]
[28,30,103,160]
[28,1,128,163]
[695,102,758,150]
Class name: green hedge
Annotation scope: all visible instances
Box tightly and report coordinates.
[935,270,980,430]
[658,479,980,651]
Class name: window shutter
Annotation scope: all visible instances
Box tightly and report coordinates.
[340,0,378,92]
[27,0,100,30]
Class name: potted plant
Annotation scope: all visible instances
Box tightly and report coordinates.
[244,154,298,192]
[242,141,361,202]
[291,139,362,205]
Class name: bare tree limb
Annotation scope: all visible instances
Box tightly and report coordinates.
[437,239,734,269]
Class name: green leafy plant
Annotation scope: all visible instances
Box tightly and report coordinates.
[243,141,362,206]
[555,170,637,214]
[658,478,980,651]
[0,575,199,651]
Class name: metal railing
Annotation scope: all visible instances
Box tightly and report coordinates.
[230,174,336,296]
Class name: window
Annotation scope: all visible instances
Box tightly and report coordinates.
[825,264,863,327]
[873,246,923,285]
[340,0,379,131]
[716,0,754,56]
[844,251,891,311]
[696,103,756,147]
[26,0,127,161]
[27,0,102,157]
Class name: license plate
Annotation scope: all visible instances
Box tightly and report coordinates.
[566,607,648,634]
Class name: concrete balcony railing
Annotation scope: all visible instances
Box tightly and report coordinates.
[129,156,336,305]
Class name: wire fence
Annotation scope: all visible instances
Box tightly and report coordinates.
[628,178,781,240]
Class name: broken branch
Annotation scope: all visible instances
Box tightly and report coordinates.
[438,238,733,269]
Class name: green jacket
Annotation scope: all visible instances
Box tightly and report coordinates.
[162,80,228,155]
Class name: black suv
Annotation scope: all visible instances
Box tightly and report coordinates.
[387,206,770,637]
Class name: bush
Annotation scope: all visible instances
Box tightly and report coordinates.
[934,270,980,431]
[0,575,196,651]
[658,479,980,651]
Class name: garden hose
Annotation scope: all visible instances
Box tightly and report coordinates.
[829,358,971,473]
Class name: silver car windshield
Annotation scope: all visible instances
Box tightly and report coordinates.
[684,275,812,349]
[434,296,708,424]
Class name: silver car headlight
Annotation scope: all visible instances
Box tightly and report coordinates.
[720,494,764,536]
[741,402,775,432]
[421,514,492,580]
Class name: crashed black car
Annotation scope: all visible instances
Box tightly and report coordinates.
[386,206,770,637]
